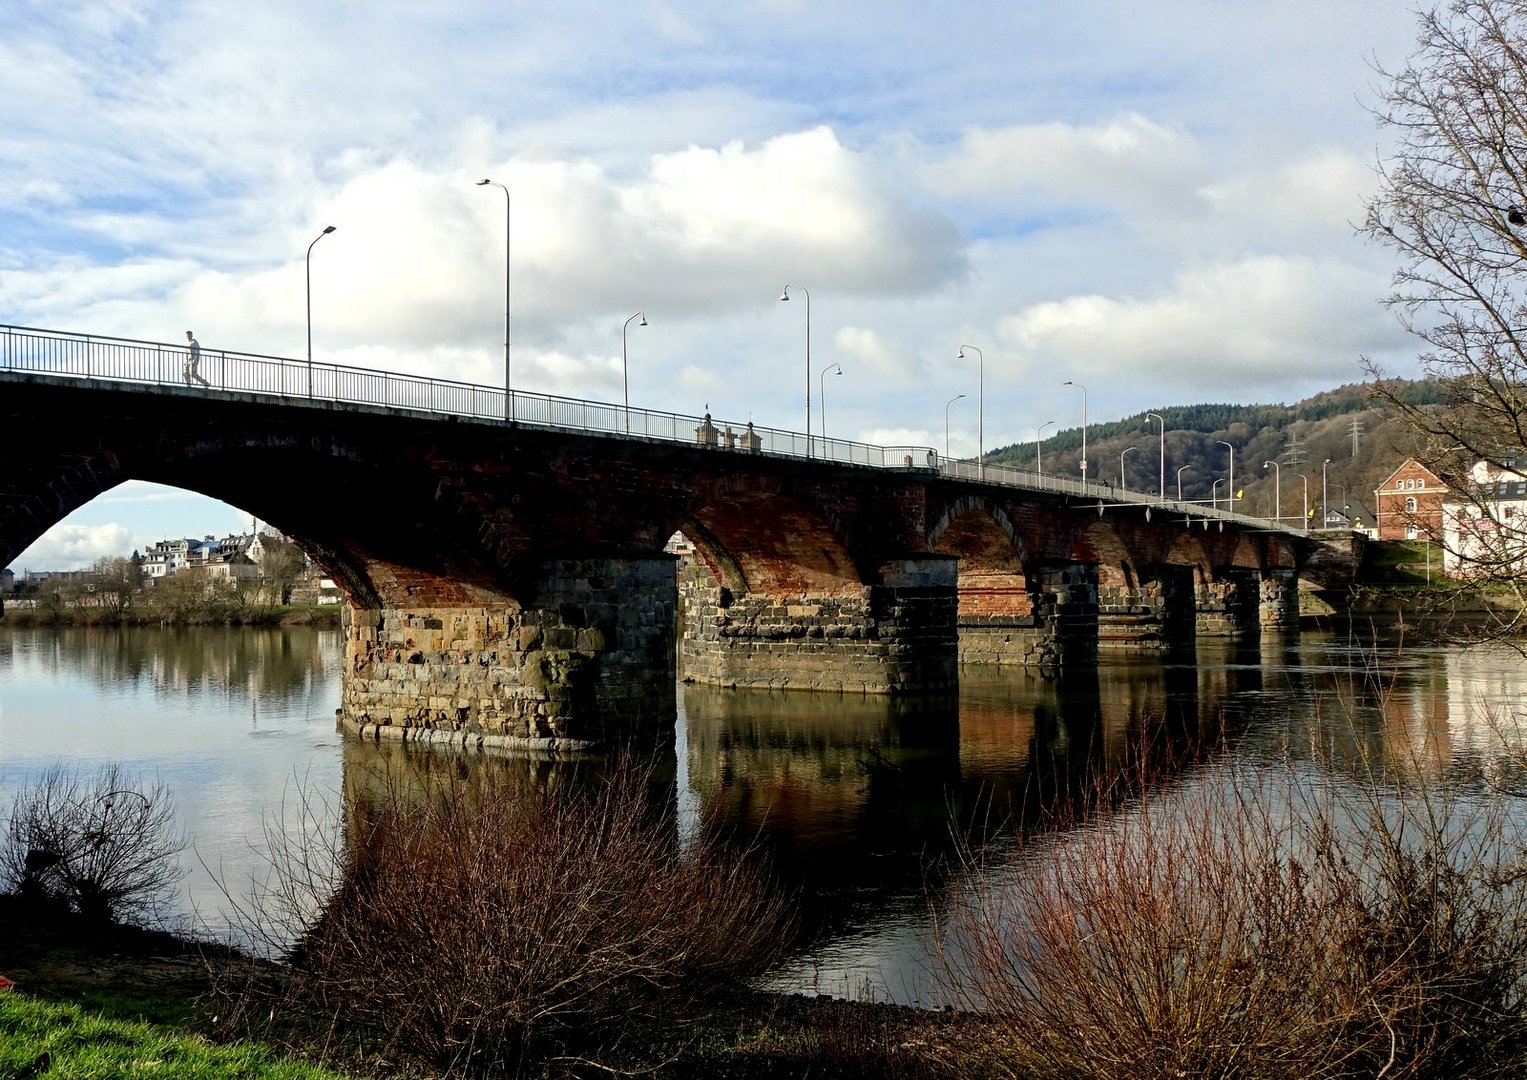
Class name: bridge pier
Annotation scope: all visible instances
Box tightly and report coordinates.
[1196,568,1261,638]
[678,555,958,693]
[340,555,678,749]
[1026,562,1100,665]
[1259,568,1301,630]
[1097,563,1196,649]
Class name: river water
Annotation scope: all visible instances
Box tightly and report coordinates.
[3,624,1527,1004]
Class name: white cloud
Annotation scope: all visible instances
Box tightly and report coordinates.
[996,255,1399,400]
[11,524,134,572]
[926,114,1204,213]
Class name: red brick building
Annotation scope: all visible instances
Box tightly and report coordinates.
[1374,459,1447,541]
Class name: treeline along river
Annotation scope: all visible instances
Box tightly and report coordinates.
[2,622,1525,1004]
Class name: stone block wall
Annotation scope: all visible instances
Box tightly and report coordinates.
[678,556,958,694]
[340,556,676,748]
[1098,565,1195,650]
[1196,569,1260,637]
[1258,569,1301,630]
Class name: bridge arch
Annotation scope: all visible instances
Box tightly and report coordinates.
[929,498,1030,623]
[677,491,862,599]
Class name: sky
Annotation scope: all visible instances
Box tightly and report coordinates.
[3,0,1431,571]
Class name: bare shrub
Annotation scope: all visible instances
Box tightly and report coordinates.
[222,759,792,1076]
[0,763,188,926]
[936,758,1527,1080]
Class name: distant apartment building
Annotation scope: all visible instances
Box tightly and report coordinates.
[142,528,294,586]
[1442,458,1527,577]
[1374,459,1447,541]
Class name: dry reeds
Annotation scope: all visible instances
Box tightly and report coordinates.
[218,759,792,1076]
[937,755,1527,1079]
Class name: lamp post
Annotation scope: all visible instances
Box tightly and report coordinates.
[1147,411,1165,499]
[1037,420,1056,476]
[1120,446,1137,491]
[779,284,811,456]
[819,362,843,446]
[958,345,983,475]
[1213,478,1225,509]
[1263,460,1281,523]
[622,311,646,433]
[944,394,965,459]
[1218,440,1236,511]
[1063,380,1087,483]
[305,225,336,398]
[1322,458,1332,529]
[1177,464,1194,501]
[475,179,511,416]
[1297,473,1310,531]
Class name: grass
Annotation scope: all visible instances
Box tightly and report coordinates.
[0,991,361,1079]
[1357,539,1444,586]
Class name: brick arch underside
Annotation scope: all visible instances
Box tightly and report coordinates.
[4,439,521,611]
[1072,520,1137,592]
[678,492,861,599]
[931,506,1031,620]
[141,448,523,609]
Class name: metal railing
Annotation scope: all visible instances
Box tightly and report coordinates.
[0,324,1303,537]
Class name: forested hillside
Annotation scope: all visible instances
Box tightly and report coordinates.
[986,380,1447,527]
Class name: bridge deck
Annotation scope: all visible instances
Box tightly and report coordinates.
[1,323,1300,537]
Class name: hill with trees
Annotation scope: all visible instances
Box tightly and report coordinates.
[986,380,1448,528]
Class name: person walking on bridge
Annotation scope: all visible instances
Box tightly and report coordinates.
[184,330,209,387]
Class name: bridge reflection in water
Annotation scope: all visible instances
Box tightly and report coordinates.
[327,628,1520,1003]
[5,623,1524,1000]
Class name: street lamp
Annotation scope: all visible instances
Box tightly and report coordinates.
[958,345,984,475]
[476,179,511,415]
[779,284,811,456]
[1321,458,1332,528]
[1297,473,1310,531]
[305,225,336,398]
[1037,420,1056,475]
[944,394,965,459]
[819,362,843,446]
[1263,460,1281,523]
[1177,463,1194,501]
[1063,380,1087,483]
[1218,440,1236,510]
[1120,446,1137,491]
[622,311,646,433]
[1212,478,1224,509]
[1147,412,1165,500]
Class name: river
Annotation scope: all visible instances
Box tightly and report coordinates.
[3,623,1526,1004]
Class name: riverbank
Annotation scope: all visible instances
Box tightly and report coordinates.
[0,903,997,1079]
[0,604,342,629]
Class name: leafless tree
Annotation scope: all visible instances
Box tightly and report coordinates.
[1365,1,1527,606]
[1,764,188,926]
[79,555,144,619]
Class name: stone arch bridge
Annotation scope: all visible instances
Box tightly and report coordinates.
[0,329,1357,747]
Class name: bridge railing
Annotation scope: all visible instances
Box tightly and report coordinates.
[0,324,1299,535]
[0,324,938,472]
